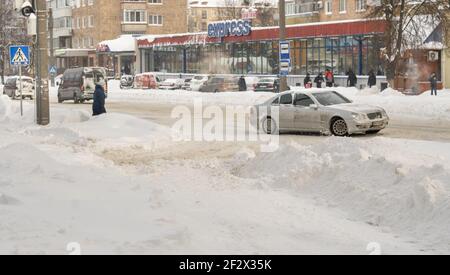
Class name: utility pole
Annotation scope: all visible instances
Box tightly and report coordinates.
[35,0,50,125]
[278,0,288,92]
[48,7,55,87]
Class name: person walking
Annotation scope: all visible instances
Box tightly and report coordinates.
[304,73,312,88]
[347,69,357,87]
[93,84,107,116]
[429,72,438,96]
[314,72,324,88]
[368,69,377,88]
[238,76,247,91]
[325,69,334,87]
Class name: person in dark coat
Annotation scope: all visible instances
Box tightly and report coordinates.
[368,70,377,88]
[93,84,107,116]
[238,76,247,91]
[303,73,312,88]
[429,72,438,96]
[347,69,357,87]
[314,73,324,88]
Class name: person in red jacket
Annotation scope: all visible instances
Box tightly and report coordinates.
[325,69,334,87]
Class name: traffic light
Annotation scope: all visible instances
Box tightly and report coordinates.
[14,0,36,17]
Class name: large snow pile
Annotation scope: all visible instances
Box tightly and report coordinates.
[234,137,450,251]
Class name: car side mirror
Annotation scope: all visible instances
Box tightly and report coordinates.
[310,104,318,110]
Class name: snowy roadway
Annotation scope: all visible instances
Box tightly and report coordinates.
[1,82,450,254]
[50,82,450,143]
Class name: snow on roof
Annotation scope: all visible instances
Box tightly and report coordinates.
[97,35,137,53]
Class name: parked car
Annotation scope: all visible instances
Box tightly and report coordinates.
[57,67,107,104]
[133,73,159,89]
[182,78,192,90]
[254,89,389,136]
[189,75,209,91]
[254,78,281,93]
[159,78,185,90]
[199,77,239,93]
[120,75,134,89]
[3,76,35,100]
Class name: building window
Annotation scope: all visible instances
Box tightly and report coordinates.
[202,10,207,19]
[356,0,367,12]
[339,0,347,13]
[325,1,332,14]
[123,10,147,23]
[149,15,163,26]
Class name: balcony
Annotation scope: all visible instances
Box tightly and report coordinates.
[121,23,147,34]
[286,1,320,24]
[121,0,148,10]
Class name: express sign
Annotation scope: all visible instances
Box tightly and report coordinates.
[207,20,252,38]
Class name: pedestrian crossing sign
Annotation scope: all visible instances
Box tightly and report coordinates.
[10,46,30,66]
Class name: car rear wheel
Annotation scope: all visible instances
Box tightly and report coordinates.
[331,118,348,136]
[261,117,278,135]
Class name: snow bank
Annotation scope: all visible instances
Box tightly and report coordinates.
[107,80,274,106]
[233,137,450,249]
[336,87,450,122]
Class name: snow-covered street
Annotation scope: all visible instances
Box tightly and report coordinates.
[1,82,450,254]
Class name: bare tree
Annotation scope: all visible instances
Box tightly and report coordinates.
[254,1,277,27]
[0,0,30,83]
[367,0,450,84]
[217,0,244,21]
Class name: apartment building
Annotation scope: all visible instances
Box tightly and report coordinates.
[188,0,277,33]
[65,0,187,71]
[47,0,73,72]
[286,0,368,25]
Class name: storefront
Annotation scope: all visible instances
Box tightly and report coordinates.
[97,35,137,79]
[137,19,386,77]
[55,48,95,74]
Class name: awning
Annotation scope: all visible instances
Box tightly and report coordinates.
[55,49,94,57]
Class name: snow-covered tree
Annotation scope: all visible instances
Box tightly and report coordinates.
[367,0,450,83]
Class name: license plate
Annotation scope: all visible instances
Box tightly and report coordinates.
[372,122,383,127]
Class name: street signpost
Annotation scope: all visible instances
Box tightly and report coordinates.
[49,65,57,75]
[279,41,291,77]
[9,45,30,116]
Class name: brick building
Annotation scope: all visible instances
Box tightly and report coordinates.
[188,0,278,33]
[59,0,187,72]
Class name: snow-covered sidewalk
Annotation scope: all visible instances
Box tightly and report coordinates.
[1,94,450,254]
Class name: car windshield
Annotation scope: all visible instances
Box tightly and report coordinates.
[23,79,33,84]
[312,91,351,106]
[259,79,275,83]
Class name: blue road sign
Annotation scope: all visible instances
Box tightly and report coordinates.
[49,65,57,74]
[279,41,291,76]
[10,46,30,66]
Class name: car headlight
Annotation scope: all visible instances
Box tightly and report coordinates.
[352,113,367,121]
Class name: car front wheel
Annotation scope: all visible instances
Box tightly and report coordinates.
[331,118,348,136]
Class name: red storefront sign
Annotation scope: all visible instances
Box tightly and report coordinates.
[137,20,386,48]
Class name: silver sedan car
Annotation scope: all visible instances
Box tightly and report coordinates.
[253,89,389,136]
